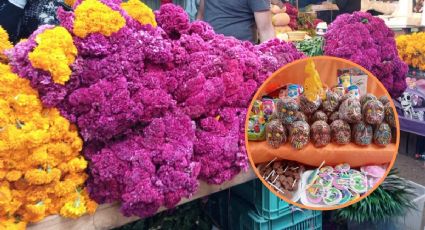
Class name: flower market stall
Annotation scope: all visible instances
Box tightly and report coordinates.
[0,0,415,228]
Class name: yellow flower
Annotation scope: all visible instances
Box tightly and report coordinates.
[24,168,61,185]
[0,217,27,230]
[0,186,12,215]
[67,157,87,173]
[396,32,425,71]
[60,196,87,219]
[121,0,157,27]
[0,26,12,63]
[23,202,47,222]
[73,0,126,38]
[5,170,22,182]
[82,188,97,214]
[64,0,76,7]
[28,27,77,85]
[53,180,76,197]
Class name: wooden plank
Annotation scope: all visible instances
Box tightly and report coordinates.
[27,170,256,230]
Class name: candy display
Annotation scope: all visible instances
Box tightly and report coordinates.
[258,160,304,200]
[339,97,362,123]
[289,121,310,149]
[347,85,360,99]
[277,97,300,124]
[352,121,373,146]
[301,163,373,207]
[322,90,340,113]
[262,98,277,121]
[374,122,392,146]
[338,72,352,88]
[384,102,396,127]
[379,95,390,105]
[266,120,287,148]
[330,120,351,144]
[248,114,266,141]
[294,111,308,122]
[311,120,331,147]
[311,110,328,123]
[363,100,385,125]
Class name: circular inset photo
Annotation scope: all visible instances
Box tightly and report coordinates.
[245,56,399,210]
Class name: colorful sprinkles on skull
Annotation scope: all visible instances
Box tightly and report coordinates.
[289,121,310,150]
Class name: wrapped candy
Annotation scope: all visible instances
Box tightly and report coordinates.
[252,100,262,115]
[338,73,352,88]
[266,119,287,148]
[331,119,351,144]
[289,121,310,149]
[332,86,346,98]
[340,93,355,103]
[360,93,377,107]
[347,85,360,99]
[322,90,340,113]
[379,95,390,105]
[276,97,300,125]
[328,111,341,123]
[339,97,362,123]
[247,114,266,141]
[352,121,373,145]
[300,94,321,114]
[384,102,396,127]
[311,110,328,123]
[374,122,392,146]
[311,120,331,147]
[363,99,384,125]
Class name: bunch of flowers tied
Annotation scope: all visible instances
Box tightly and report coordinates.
[324,12,408,98]
[7,0,304,218]
[0,62,96,229]
[396,32,425,71]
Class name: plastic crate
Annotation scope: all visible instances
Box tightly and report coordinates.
[231,179,291,219]
[229,195,322,230]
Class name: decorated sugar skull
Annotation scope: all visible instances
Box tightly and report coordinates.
[374,122,392,146]
[316,22,328,36]
[339,97,362,123]
[398,91,424,120]
[276,97,300,124]
[360,93,377,107]
[289,121,310,149]
[330,119,351,144]
[322,90,340,113]
[300,94,321,114]
[332,86,346,98]
[363,99,384,125]
[262,98,276,121]
[384,102,396,127]
[311,120,331,147]
[266,119,287,148]
[248,115,266,141]
[329,111,341,123]
[294,111,307,122]
[352,121,373,146]
[379,95,390,105]
[311,110,328,123]
[287,84,301,98]
[347,85,360,99]
[338,73,352,89]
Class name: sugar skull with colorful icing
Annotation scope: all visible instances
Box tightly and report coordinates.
[352,121,373,146]
[266,119,287,148]
[339,97,362,123]
[289,121,310,149]
[322,90,340,113]
[374,122,392,146]
[384,102,396,127]
[262,98,276,121]
[330,119,351,144]
[363,99,384,125]
[311,120,331,147]
[360,93,377,107]
[276,97,300,125]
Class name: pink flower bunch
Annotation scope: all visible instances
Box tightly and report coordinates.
[324,12,407,98]
[7,1,304,217]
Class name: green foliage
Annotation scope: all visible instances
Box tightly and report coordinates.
[295,36,324,57]
[114,200,213,230]
[335,168,417,223]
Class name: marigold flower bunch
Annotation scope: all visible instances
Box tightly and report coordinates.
[0,26,12,63]
[7,1,304,218]
[324,12,408,98]
[0,63,96,228]
[396,32,425,71]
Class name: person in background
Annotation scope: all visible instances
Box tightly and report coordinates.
[0,0,70,43]
[335,0,361,15]
[197,0,275,43]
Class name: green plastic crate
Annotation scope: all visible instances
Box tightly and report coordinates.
[229,196,322,230]
[231,179,291,219]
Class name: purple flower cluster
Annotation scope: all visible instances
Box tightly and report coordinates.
[324,12,407,98]
[7,1,304,217]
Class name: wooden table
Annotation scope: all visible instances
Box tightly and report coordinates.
[27,170,256,230]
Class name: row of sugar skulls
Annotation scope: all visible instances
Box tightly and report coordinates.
[1,0,408,225]
[2,0,308,221]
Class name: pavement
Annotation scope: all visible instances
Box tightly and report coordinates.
[393,154,425,185]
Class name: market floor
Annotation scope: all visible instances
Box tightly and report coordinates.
[393,154,425,185]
